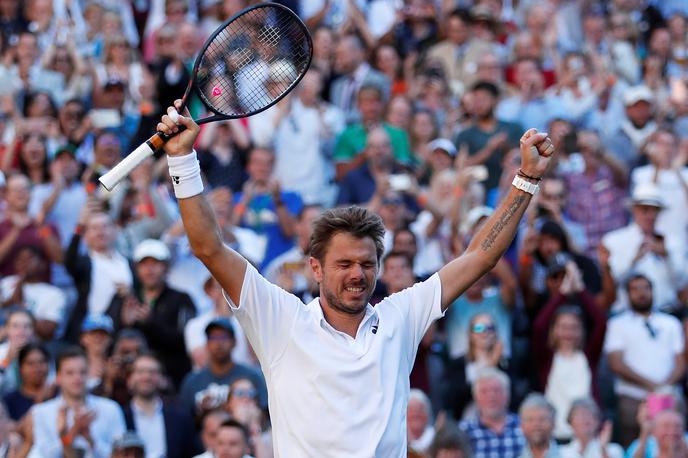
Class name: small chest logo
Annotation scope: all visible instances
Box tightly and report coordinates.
[172,176,180,184]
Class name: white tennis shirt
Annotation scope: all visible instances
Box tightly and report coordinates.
[225,263,444,457]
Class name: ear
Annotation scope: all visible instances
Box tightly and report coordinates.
[309,256,322,283]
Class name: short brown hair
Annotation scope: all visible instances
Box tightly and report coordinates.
[309,206,385,262]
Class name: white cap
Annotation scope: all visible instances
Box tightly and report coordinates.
[466,206,494,229]
[623,85,654,106]
[428,138,457,157]
[133,239,171,263]
[629,183,665,208]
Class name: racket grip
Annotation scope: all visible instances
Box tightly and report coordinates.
[99,140,157,191]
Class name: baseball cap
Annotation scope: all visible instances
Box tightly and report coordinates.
[466,206,493,229]
[112,431,145,451]
[81,314,114,334]
[133,239,171,263]
[428,138,457,157]
[546,253,570,277]
[629,183,665,209]
[54,144,77,158]
[205,317,235,338]
[623,85,654,106]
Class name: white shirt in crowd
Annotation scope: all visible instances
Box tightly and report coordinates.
[545,351,591,440]
[87,250,133,316]
[604,310,684,400]
[226,263,443,457]
[602,223,686,312]
[0,277,67,329]
[131,398,166,458]
[631,166,688,235]
[560,438,624,458]
[184,313,253,367]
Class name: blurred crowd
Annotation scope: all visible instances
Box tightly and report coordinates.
[1,0,688,456]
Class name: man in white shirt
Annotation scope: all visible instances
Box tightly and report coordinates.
[604,273,685,447]
[157,100,555,456]
[601,183,687,313]
[29,346,126,458]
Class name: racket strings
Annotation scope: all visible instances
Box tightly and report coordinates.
[195,6,312,117]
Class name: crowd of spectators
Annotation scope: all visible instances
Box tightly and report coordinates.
[0,0,688,456]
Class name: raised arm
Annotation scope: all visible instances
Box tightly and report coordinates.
[438,129,555,310]
[158,101,247,305]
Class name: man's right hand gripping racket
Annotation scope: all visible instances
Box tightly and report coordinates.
[99,2,313,191]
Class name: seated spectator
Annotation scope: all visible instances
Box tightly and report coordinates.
[65,209,133,342]
[601,183,686,313]
[194,409,231,458]
[225,377,271,457]
[560,398,623,458]
[603,274,685,447]
[427,421,472,458]
[179,319,267,420]
[517,393,559,458]
[459,368,524,458]
[123,353,199,458]
[333,84,411,181]
[626,404,688,458]
[231,147,303,269]
[213,419,252,458]
[407,388,435,453]
[0,174,62,280]
[29,346,126,457]
[3,342,54,421]
[111,431,146,458]
[447,313,508,420]
[532,260,607,441]
[0,246,67,342]
[0,309,35,394]
[107,239,195,388]
[79,314,114,391]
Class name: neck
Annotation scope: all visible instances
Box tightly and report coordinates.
[21,382,44,397]
[209,358,234,375]
[476,116,496,130]
[214,301,231,316]
[479,412,506,432]
[28,168,43,183]
[320,300,365,338]
[143,284,164,300]
[530,442,551,458]
[62,392,86,406]
[633,308,652,317]
[133,395,159,414]
[577,436,591,451]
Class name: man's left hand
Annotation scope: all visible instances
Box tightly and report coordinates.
[520,128,555,178]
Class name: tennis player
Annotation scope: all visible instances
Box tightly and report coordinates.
[158,100,555,456]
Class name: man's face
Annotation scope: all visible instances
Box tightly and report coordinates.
[540,180,566,212]
[80,329,112,355]
[569,406,599,440]
[446,16,469,45]
[214,426,249,458]
[474,378,507,419]
[310,232,378,316]
[246,148,274,184]
[6,175,31,212]
[628,277,653,313]
[206,329,234,364]
[653,411,684,452]
[382,256,414,293]
[334,38,361,75]
[470,89,496,120]
[392,231,417,259]
[129,356,161,399]
[631,204,660,234]
[358,90,384,125]
[84,213,115,252]
[538,234,562,260]
[135,258,167,290]
[365,129,392,166]
[521,406,554,448]
[57,356,88,399]
[54,152,80,181]
[201,413,229,450]
[14,248,44,279]
[625,101,652,127]
[94,134,121,168]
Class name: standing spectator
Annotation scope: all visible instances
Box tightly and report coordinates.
[64,210,133,341]
[333,84,412,181]
[179,318,267,419]
[93,329,148,407]
[231,148,303,269]
[2,342,53,421]
[197,120,250,193]
[603,85,657,169]
[123,353,199,458]
[604,273,685,447]
[601,184,686,312]
[560,398,623,458]
[30,346,126,457]
[106,239,195,388]
[517,394,560,458]
[224,377,271,457]
[459,368,525,458]
[329,35,389,123]
[0,174,62,279]
[455,81,523,192]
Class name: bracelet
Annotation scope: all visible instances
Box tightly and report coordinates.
[60,432,74,447]
[167,150,204,199]
[517,169,542,182]
[512,175,539,195]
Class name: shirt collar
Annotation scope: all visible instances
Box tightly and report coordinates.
[131,397,163,416]
[308,298,378,338]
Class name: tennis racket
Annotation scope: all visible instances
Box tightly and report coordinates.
[99,2,313,191]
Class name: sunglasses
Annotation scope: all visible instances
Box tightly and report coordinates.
[472,323,496,334]
[232,388,257,399]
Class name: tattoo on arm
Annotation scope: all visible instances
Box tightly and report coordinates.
[480,195,527,251]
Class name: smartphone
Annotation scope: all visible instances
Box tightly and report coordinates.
[465,165,488,182]
[388,174,413,192]
[89,109,121,129]
[647,393,674,419]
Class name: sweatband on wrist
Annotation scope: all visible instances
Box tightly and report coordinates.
[167,150,204,199]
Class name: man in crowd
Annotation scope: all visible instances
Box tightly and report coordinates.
[213,419,252,458]
[518,394,560,458]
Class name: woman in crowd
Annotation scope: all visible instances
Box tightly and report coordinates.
[2,342,53,421]
[560,398,623,458]
[0,309,36,395]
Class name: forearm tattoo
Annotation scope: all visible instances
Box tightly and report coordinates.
[480,195,527,251]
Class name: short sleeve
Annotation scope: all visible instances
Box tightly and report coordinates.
[224,263,304,368]
[603,317,625,353]
[670,318,685,355]
[378,273,444,364]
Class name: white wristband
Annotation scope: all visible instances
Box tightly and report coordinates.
[167,150,204,199]
[512,175,539,195]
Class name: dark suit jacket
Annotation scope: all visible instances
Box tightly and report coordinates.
[123,401,201,458]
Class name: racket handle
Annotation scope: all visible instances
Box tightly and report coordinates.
[99,133,165,191]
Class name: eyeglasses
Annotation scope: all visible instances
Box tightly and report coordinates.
[472,323,496,334]
[232,388,257,399]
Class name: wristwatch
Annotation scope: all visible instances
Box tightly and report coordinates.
[512,175,539,195]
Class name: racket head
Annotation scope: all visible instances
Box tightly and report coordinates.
[190,2,313,122]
